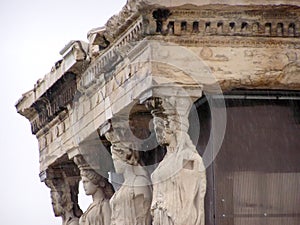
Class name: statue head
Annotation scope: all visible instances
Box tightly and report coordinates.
[80,169,114,199]
[111,147,140,174]
[150,96,190,147]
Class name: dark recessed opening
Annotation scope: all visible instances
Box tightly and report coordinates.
[193,21,199,32]
[205,22,211,32]
[289,23,296,36]
[229,22,235,30]
[277,23,284,35]
[168,21,174,34]
[241,22,248,30]
[265,23,272,35]
[181,21,187,31]
[156,21,162,33]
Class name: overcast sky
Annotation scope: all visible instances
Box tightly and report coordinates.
[0,1,126,224]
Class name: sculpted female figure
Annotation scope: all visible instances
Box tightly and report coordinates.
[50,189,81,225]
[150,102,207,225]
[46,174,82,225]
[106,127,152,225]
[79,169,114,225]
[110,147,152,225]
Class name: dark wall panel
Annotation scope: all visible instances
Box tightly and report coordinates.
[194,96,300,225]
[214,99,300,225]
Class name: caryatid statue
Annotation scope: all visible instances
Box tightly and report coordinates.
[45,171,82,225]
[104,118,152,225]
[146,97,207,225]
[74,156,114,225]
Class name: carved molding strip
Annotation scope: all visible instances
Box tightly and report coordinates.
[171,6,299,19]
[150,36,300,49]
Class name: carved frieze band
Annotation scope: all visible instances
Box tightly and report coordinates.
[150,6,300,37]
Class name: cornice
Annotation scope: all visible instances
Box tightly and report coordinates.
[16,41,89,119]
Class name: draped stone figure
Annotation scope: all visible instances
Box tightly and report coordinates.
[147,97,207,225]
[46,171,82,225]
[104,119,152,225]
[50,190,80,225]
[74,156,114,225]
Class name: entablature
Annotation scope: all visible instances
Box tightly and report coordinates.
[85,3,300,84]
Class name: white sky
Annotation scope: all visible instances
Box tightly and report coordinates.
[0,0,126,224]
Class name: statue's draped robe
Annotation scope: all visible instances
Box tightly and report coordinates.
[110,172,151,225]
[79,199,108,225]
[151,133,206,225]
[64,217,79,225]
